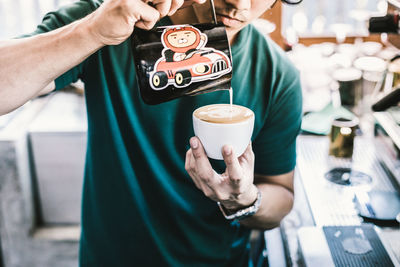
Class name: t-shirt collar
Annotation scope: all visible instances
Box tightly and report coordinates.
[231,25,250,55]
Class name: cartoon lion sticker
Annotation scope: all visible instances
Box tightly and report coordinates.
[149,25,232,90]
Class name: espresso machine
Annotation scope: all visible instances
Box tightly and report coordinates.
[369,0,400,189]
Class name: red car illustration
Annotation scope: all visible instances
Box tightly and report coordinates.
[149,49,232,90]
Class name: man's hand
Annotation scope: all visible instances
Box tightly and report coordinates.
[185,137,258,211]
[86,0,205,46]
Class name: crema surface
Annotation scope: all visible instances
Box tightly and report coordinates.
[194,104,253,123]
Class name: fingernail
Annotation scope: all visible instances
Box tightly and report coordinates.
[190,138,198,149]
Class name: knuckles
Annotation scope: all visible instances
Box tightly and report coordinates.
[246,145,255,160]
[233,187,246,196]
[203,190,213,199]
[184,162,190,172]
[213,191,227,202]
[223,156,233,165]
[142,21,157,30]
[249,150,255,161]
[230,177,241,185]
[185,165,192,173]
[192,149,203,159]
[185,162,193,173]
[200,169,215,182]
[115,0,132,12]
[199,176,211,185]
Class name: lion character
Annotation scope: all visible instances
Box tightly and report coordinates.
[161,26,207,62]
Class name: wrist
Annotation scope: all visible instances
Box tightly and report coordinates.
[79,13,107,49]
[217,186,262,221]
[221,184,259,212]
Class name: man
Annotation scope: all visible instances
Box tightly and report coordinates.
[0,0,303,266]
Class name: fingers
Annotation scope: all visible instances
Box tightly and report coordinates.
[152,0,172,18]
[144,0,200,19]
[192,0,207,4]
[189,151,217,198]
[168,0,184,16]
[222,145,242,184]
[185,144,218,200]
[185,149,201,189]
[185,139,256,207]
[185,137,219,188]
[132,0,160,30]
[189,137,215,183]
[93,0,204,46]
[134,0,207,30]
[238,142,255,165]
[152,0,206,18]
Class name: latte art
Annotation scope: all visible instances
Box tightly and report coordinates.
[194,104,254,123]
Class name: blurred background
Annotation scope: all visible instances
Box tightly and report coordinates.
[0,0,388,39]
[1,0,400,267]
[283,0,386,38]
[0,0,75,39]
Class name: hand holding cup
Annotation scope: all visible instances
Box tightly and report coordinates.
[185,104,257,209]
[185,137,258,210]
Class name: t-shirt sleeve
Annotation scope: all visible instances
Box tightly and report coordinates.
[253,63,303,176]
[18,1,95,90]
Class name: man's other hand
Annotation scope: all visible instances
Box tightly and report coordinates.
[185,137,258,211]
[87,0,206,46]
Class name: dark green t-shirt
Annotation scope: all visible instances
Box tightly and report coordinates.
[26,1,302,266]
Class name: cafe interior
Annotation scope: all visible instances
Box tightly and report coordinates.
[1,0,400,266]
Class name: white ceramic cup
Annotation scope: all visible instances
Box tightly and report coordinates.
[192,105,255,160]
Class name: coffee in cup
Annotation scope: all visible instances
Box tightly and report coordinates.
[192,104,254,160]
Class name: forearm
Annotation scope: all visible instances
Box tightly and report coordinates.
[239,182,294,230]
[0,14,102,115]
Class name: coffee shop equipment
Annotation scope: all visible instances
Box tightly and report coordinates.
[368,1,400,233]
[332,68,362,108]
[281,3,400,266]
[328,117,359,158]
[371,56,400,111]
[368,1,400,112]
[368,0,400,34]
[369,13,399,34]
[368,0,400,189]
[372,85,400,111]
